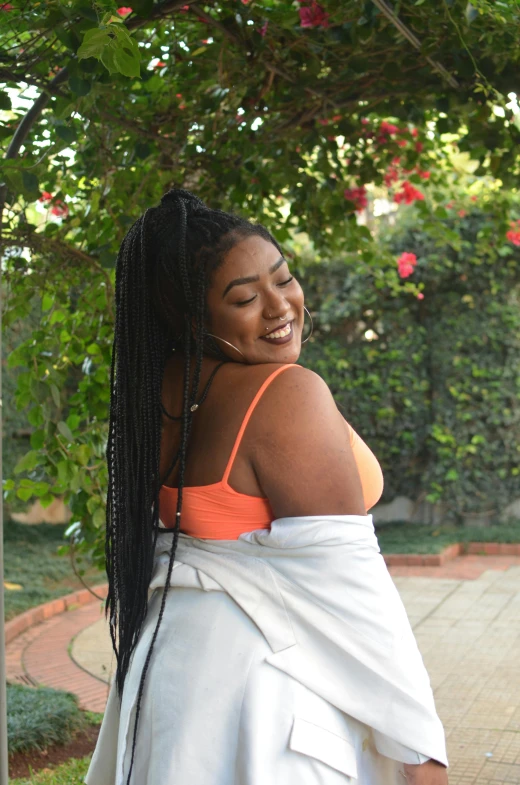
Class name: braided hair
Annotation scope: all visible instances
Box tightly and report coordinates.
[105,188,282,784]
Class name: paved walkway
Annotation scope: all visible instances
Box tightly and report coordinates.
[6,554,520,783]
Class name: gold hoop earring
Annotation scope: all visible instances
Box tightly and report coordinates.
[301,305,314,344]
[205,332,245,358]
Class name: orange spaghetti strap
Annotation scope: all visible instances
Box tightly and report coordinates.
[222,364,297,484]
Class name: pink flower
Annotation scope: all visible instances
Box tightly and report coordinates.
[417,292,424,300]
[397,252,417,279]
[241,0,250,4]
[446,201,454,209]
[299,1,329,28]
[116,6,132,15]
[0,2,15,8]
[393,181,424,205]
[361,118,369,125]
[344,185,368,212]
[259,21,268,37]
[39,191,53,202]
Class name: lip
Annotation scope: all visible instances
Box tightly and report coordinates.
[259,320,294,345]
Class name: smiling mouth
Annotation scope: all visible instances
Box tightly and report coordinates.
[260,320,293,343]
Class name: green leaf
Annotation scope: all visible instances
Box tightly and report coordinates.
[77,27,112,61]
[69,75,92,96]
[93,506,106,527]
[57,421,75,443]
[13,451,40,475]
[0,92,11,110]
[41,293,54,312]
[112,32,141,78]
[16,487,34,502]
[55,125,77,144]
[30,429,46,450]
[21,172,40,201]
[50,384,61,408]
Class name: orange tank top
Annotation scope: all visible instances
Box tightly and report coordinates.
[159,364,384,539]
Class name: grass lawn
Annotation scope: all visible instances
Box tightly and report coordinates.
[375,519,520,554]
[10,754,93,785]
[3,520,105,621]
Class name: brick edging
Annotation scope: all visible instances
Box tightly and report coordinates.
[383,541,520,567]
[4,583,109,645]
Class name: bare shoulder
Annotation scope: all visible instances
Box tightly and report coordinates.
[248,363,367,518]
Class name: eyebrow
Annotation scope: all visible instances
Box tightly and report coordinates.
[222,256,286,298]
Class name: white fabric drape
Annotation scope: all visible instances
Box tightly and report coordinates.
[85,514,447,785]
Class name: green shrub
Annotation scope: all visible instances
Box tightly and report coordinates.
[302,205,520,522]
[7,684,87,754]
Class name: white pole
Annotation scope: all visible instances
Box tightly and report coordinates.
[0,261,9,782]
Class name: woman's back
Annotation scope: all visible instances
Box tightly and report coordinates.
[159,354,382,525]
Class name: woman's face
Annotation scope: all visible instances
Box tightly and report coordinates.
[205,235,305,364]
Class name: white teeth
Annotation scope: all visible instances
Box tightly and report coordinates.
[264,322,292,340]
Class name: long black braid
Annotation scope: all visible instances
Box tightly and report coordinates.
[105,188,283,784]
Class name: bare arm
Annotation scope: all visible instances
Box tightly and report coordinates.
[249,365,367,519]
[403,760,448,784]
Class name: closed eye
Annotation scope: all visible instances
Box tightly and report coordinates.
[235,277,294,306]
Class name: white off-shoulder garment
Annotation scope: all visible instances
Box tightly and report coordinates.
[85,514,448,785]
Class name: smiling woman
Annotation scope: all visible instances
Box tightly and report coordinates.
[86,189,448,785]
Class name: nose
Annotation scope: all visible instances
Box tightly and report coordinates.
[263,289,290,321]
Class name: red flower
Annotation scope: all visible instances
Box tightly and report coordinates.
[0,3,15,8]
[396,139,407,148]
[392,156,401,165]
[202,39,210,44]
[344,186,368,212]
[50,200,69,217]
[259,21,268,37]
[179,103,186,110]
[39,191,53,202]
[176,93,182,98]
[415,141,424,153]
[116,7,132,15]
[411,128,419,138]
[380,121,399,135]
[458,209,467,218]
[397,252,417,279]
[361,118,369,125]
[154,61,166,68]
[470,195,477,202]
[383,166,399,187]
[299,1,329,28]
[393,181,424,205]
[317,118,329,126]
[446,201,454,209]
[417,169,431,180]
[417,292,424,300]
[506,223,520,245]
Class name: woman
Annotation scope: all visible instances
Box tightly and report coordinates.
[85,189,448,785]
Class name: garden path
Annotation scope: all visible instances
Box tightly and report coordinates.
[6,554,520,783]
